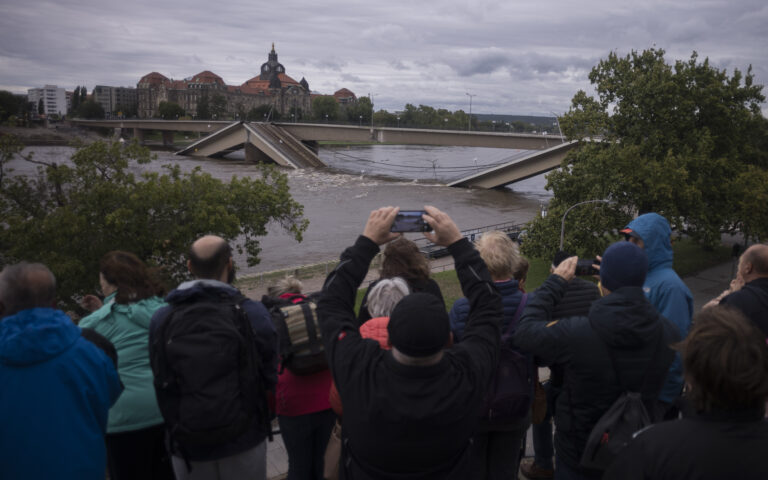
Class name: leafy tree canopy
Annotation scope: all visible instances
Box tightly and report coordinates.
[247,104,276,121]
[311,95,339,121]
[0,136,308,308]
[77,100,105,119]
[157,101,185,119]
[523,48,767,259]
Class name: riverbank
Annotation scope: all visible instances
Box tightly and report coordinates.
[0,125,108,145]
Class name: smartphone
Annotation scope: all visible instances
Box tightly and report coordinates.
[390,210,432,232]
[575,258,600,276]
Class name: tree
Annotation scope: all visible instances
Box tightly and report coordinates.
[0,91,25,124]
[196,92,210,119]
[311,95,339,121]
[72,86,81,112]
[0,136,308,307]
[157,101,185,119]
[522,48,767,259]
[77,100,105,119]
[80,86,87,104]
[210,93,227,119]
[37,99,44,115]
[247,104,274,121]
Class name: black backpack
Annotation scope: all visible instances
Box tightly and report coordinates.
[580,329,670,470]
[483,293,533,422]
[270,296,328,375]
[151,293,270,453]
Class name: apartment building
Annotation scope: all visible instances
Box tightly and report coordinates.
[27,85,67,117]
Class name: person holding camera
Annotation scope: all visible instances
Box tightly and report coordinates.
[515,242,680,480]
[317,206,503,479]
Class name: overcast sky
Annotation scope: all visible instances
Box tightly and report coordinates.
[1,0,765,115]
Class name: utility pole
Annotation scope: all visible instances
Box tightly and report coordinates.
[465,92,476,131]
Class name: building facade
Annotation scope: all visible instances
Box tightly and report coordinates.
[137,45,313,119]
[92,86,138,117]
[27,85,67,117]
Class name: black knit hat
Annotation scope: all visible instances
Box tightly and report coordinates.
[387,293,450,357]
[600,241,648,292]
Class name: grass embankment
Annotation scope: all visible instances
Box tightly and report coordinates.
[423,239,731,312]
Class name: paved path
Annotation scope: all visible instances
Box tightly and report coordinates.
[265,259,737,479]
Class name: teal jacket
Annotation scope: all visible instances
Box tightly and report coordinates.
[80,293,166,433]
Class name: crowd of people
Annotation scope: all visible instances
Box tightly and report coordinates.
[1,206,767,480]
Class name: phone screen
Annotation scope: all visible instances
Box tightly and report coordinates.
[391,211,432,232]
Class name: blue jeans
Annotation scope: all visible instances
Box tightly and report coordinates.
[278,409,336,480]
[531,381,556,469]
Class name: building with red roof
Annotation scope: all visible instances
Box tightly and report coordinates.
[136,45,318,119]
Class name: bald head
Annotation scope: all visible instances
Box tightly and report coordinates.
[739,244,768,283]
[188,235,233,282]
[0,262,57,318]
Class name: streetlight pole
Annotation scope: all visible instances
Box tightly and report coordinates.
[559,199,612,251]
[550,111,564,143]
[465,92,476,131]
[369,93,378,128]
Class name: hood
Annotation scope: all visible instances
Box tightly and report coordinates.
[165,279,240,304]
[588,287,661,349]
[624,213,673,272]
[0,308,80,366]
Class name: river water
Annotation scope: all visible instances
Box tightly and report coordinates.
[11,144,553,273]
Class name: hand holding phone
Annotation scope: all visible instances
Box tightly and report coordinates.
[390,210,432,233]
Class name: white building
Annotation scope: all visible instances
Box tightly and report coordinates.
[27,85,67,117]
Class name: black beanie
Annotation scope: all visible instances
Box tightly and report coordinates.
[387,293,450,358]
[600,241,648,292]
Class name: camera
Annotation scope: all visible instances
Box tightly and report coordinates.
[390,210,432,233]
[575,258,600,276]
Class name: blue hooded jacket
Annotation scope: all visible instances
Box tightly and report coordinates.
[624,213,693,403]
[0,308,122,480]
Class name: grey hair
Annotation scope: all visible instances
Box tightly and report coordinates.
[0,262,57,317]
[267,275,303,298]
[367,277,410,318]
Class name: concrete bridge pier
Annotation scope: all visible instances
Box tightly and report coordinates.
[245,142,272,163]
[133,128,146,144]
[162,131,174,146]
[303,140,319,154]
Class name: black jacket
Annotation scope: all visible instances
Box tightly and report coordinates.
[357,277,445,323]
[604,408,768,480]
[317,236,502,479]
[514,275,680,473]
[720,277,768,337]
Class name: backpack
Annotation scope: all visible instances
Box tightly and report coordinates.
[484,293,533,422]
[271,297,327,375]
[150,293,270,454]
[580,329,668,470]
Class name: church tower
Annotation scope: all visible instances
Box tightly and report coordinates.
[260,43,286,80]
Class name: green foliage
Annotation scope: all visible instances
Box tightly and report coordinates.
[312,96,339,121]
[157,101,185,119]
[72,86,81,111]
[37,99,44,115]
[80,86,87,104]
[196,93,210,119]
[524,48,767,259]
[0,137,308,307]
[247,104,274,121]
[0,91,27,124]
[77,100,105,119]
[210,94,227,119]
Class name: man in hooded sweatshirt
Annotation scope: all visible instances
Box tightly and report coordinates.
[621,213,693,418]
[515,242,680,480]
[0,262,123,480]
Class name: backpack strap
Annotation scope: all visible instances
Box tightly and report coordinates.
[300,302,322,354]
[502,293,529,340]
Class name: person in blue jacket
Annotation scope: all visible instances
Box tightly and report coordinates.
[0,262,123,480]
[621,213,693,418]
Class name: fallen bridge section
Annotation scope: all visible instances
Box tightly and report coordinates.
[448,141,577,188]
[175,122,325,169]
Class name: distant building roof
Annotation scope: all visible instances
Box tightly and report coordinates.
[138,72,170,85]
[190,70,225,85]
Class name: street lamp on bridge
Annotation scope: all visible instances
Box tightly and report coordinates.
[465,92,476,132]
[559,199,614,251]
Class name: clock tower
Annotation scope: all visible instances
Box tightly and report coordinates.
[260,43,286,80]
